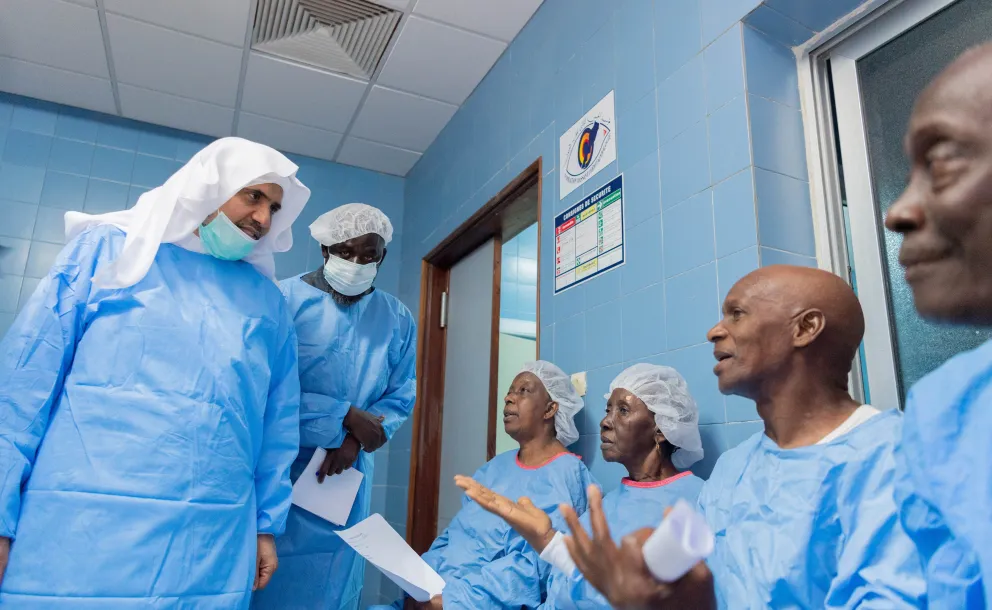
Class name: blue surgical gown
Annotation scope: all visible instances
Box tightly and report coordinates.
[416,451,594,609]
[251,275,417,610]
[698,409,926,609]
[542,472,704,610]
[0,225,301,608]
[896,339,992,608]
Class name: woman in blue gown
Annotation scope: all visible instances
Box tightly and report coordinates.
[456,363,705,610]
[376,361,594,610]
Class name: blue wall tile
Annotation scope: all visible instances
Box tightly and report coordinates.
[0,164,45,204]
[717,245,759,301]
[132,154,182,188]
[665,262,719,350]
[655,0,703,82]
[583,269,622,311]
[748,95,808,180]
[620,215,663,294]
[669,343,725,424]
[743,27,801,108]
[762,0,866,32]
[84,178,129,214]
[90,146,135,183]
[658,56,706,144]
[24,241,63,278]
[621,282,666,361]
[48,138,95,175]
[55,110,99,143]
[705,25,746,113]
[754,167,815,256]
[96,119,140,151]
[554,313,586,375]
[585,300,623,369]
[713,168,757,258]
[0,274,22,314]
[3,130,52,168]
[623,150,661,227]
[138,130,180,159]
[0,237,30,276]
[700,0,761,44]
[578,364,621,436]
[760,247,816,268]
[41,171,87,209]
[614,0,656,109]
[707,96,751,184]
[17,276,40,311]
[33,205,67,244]
[11,102,58,136]
[744,5,815,47]
[618,89,658,169]
[663,190,715,278]
[659,121,710,207]
[0,200,38,240]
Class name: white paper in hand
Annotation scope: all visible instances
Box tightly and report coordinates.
[337,514,445,602]
[292,448,364,526]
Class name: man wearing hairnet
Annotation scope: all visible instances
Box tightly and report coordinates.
[371,360,593,610]
[456,363,704,610]
[251,203,416,610]
[0,137,311,607]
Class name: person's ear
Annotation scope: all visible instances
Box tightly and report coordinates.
[654,428,666,447]
[794,309,826,348]
[545,401,560,421]
[321,245,330,264]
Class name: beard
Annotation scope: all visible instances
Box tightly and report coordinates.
[330,288,367,306]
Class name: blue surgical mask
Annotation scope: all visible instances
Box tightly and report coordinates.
[200,212,257,261]
[323,255,378,296]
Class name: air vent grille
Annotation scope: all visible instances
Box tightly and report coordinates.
[252,0,401,79]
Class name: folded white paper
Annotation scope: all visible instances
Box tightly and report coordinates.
[292,448,364,526]
[337,513,445,602]
[642,499,715,582]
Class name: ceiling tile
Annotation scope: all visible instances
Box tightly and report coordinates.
[0,57,116,114]
[241,52,368,133]
[0,0,108,77]
[62,0,96,5]
[337,137,421,176]
[350,85,456,152]
[103,0,251,47]
[370,0,409,9]
[414,0,543,42]
[107,14,243,107]
[119,84,235,138]
[376,16,505,104]
[237,112,343,161]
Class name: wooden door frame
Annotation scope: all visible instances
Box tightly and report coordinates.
[406,158,543,554]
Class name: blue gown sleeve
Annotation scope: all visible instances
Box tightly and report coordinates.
[440,531,544,610]
[0,231,107,539]
[824,446,927,609]
[299,392,351,449]
[254,310,302,536]
[367,311,417,440]
[894,412,985,607]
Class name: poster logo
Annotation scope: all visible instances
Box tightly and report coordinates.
[564,120,612,181]
[559,91,617,200]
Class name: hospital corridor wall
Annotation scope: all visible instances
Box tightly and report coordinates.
[399,0,875,492]
[0,91,413,607]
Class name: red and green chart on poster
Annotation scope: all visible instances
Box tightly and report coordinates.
[554,174,625,295]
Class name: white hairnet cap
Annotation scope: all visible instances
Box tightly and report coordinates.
[310,203,393,246]
[608,364,704,469]
[520,361,583,446]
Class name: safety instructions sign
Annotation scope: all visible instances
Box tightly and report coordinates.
[554,174,625,295]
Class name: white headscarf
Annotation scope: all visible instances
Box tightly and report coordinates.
[64,137,311,289]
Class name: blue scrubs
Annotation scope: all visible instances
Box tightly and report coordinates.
[0,225,301,608]
[699,409,925,609]
[251,275,417,610]
[542,472,704,610]
[413,451,594,609]
[896,340,992,607]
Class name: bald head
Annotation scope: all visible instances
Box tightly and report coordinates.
[707,265,865,400]
[886,42,992,324]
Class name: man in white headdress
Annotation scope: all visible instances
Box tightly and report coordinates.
[0,137,311,608]
[251,203,416,610]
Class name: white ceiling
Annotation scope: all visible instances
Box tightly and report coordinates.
[0,0,543,176]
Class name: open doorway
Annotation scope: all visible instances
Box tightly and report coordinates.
[405,159,542,553]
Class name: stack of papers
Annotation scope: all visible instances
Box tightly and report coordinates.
[338,514,445,602]
[292,448,364,526]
